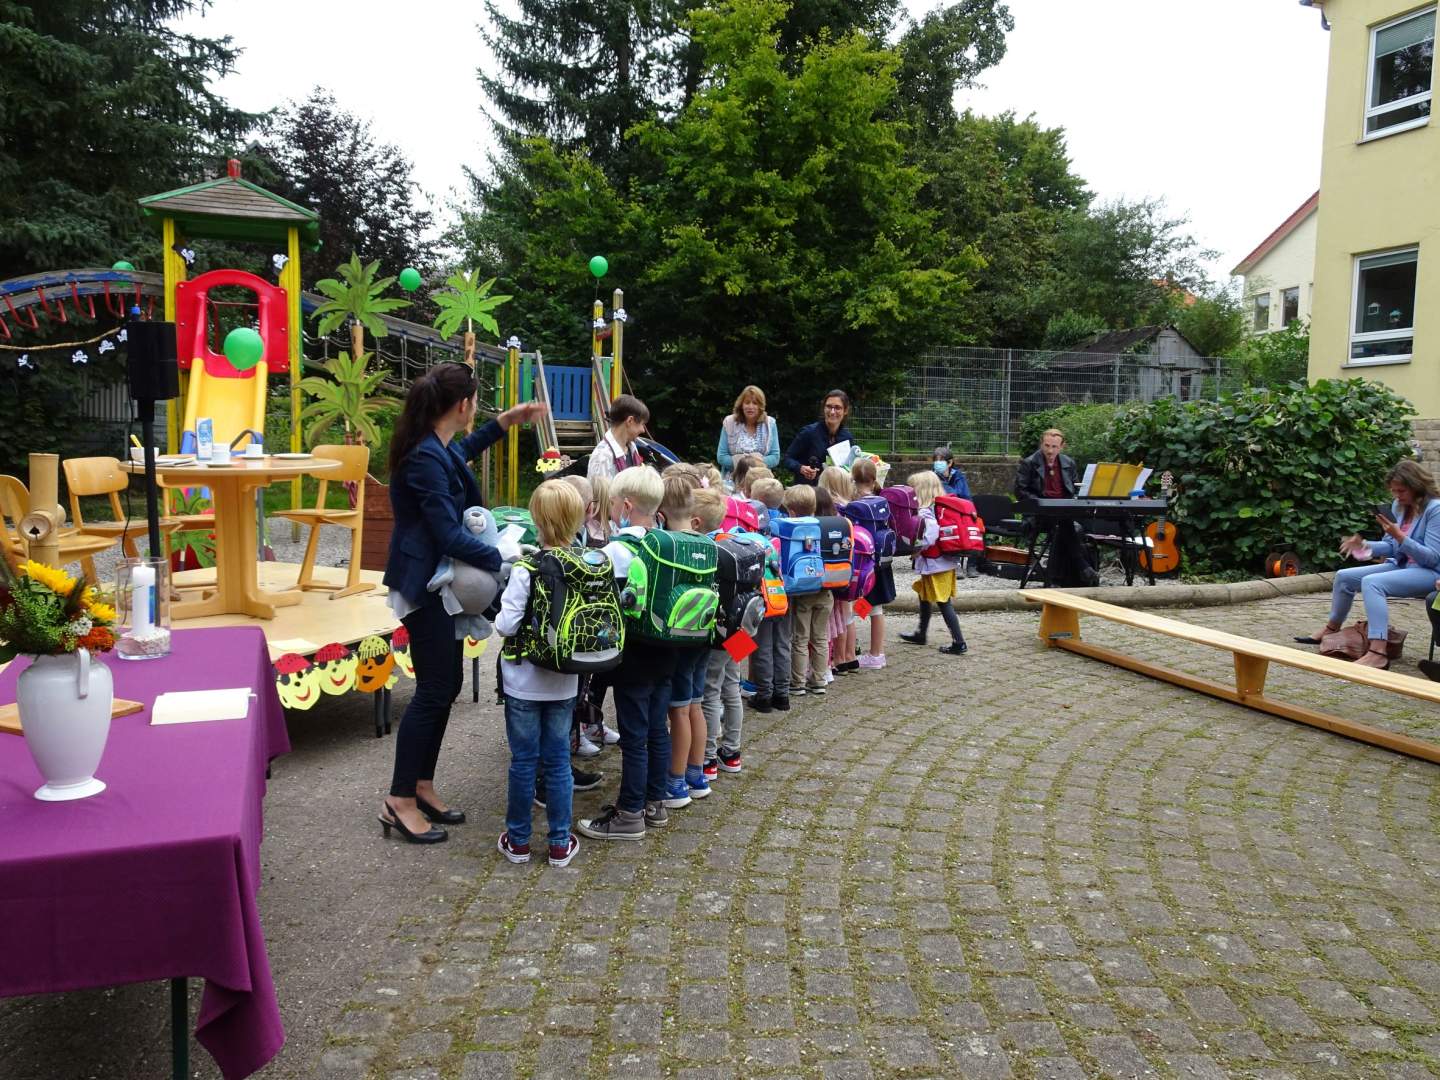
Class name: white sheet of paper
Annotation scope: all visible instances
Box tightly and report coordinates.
[267,638,318,654]
[1078,464,1097,498]
[826,441,852,467]
[151,688,255,725]
[1135,467,1153,493]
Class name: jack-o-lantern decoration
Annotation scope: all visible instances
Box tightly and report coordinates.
[391,626,414,678]
[313,642,357,695]
[355,635,395,693]
[275,653,320,710]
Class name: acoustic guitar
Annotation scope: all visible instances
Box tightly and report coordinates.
[1139,472,1180,575]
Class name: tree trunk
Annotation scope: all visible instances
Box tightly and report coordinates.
[350,320,365,362]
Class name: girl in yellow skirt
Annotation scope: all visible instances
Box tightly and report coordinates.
[900,471,968,656]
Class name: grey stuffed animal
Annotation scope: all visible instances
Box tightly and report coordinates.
[426,506,515,639]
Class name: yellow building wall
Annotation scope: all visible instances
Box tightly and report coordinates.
[1309,0,1440,416]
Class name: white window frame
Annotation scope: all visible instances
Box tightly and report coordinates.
[1347,246,1419,367]
[1362,6,1435,141]
[1252,291,1272,333]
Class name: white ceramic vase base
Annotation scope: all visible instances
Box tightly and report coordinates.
[34,777,106,802]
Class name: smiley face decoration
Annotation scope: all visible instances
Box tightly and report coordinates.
[355,635,396,693]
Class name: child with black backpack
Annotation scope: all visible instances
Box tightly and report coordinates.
[495,481,594,867]
[900,470,968,656]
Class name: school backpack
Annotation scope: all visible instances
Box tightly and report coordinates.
[816,515,854,591]
[721,495,760,534]
[765,506,786,536]
[843,525,876,602]
[880,486,921,554]
[746,499,771,537]
[712,532,768,642]
[501,547,625,673]
[615,529,720,644]
[841,495,895,560]
[491,506,538,547]
[774,516,825,596]
[922,495,987,558]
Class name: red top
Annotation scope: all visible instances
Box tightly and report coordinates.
[1042,458,1064,498]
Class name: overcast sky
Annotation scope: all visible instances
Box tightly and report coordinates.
[174,0,1332,280]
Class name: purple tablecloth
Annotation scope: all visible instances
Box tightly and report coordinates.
[0,626,289,1079]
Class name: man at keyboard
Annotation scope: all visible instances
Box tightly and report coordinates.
[1014,429,1098,587]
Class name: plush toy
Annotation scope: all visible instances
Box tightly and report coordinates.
[427,506,523,640]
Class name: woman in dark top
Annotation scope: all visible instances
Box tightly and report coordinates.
[783,389,854,485]
[380,362,548,844]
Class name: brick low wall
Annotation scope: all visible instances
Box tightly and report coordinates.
[1413,418,1440,465]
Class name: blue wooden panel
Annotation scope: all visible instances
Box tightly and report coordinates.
[544,365,592,420]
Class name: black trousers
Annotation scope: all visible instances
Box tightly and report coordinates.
[389,592,464,798]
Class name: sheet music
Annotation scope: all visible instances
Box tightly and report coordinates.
[1079,464,1097,497]
[1135,467,1153,494]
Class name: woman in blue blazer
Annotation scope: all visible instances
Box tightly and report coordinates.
[380,362,547,843]
[1299,459,1440,670]
[783,389,854,485]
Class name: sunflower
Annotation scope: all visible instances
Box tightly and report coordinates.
[22,561,76,596]
[85,600,117,624]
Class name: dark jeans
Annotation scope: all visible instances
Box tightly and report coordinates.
[389,592,464,798]
[612,678,671,813]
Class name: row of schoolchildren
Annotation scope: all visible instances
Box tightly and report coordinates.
[493,455,977,867]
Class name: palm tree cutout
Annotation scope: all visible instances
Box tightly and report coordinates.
[431,269,512,367]
[312,253,410,363]
[298,351,397,447]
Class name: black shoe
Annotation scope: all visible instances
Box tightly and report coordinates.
[939,641,968,656]
[1419,659,1440,682]
[415,796,465,825]
[772,695,790,712]
[572,765,604,791]
[751,693,773,713]
[379,804,448,844]
[900,631,927,645]
[839,660,860,673]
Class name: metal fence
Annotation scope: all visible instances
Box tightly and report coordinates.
[849,345,1250,457]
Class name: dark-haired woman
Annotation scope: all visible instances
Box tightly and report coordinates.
[783,390,854,485]
[587,394,650,489]
[381,363,548,843]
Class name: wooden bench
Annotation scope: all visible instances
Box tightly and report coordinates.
[1022,591,1440,765]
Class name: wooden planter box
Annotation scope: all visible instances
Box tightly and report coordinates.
[360,473,392,573]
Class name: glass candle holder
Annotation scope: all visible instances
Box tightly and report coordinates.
[115,557,172,661]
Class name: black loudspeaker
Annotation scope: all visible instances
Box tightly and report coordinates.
[126,320,180,402]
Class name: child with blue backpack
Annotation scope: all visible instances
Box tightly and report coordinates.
[785,483,833,696]
[578,466,675,841]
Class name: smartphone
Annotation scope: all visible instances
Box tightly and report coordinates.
[1377,506,1397,524]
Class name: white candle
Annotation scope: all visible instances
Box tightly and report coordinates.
[130,565,155,636]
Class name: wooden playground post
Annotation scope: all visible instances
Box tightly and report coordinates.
[160,218,188,453]
[283,225,303,526]
[20,453,62,568]
[610,288,624,403]
[506,340,520,505]
[592,300,606,403]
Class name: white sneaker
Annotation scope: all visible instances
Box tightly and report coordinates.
[824,670,834,685]
[576,733,602,757]
[601,724,620,745]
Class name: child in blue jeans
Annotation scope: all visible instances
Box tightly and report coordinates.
[659,472,710,807]
[495,481,588,867]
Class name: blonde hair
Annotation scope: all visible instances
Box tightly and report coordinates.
[560,473,592,505]
[1041,427,1065,443]
[732,385,768,424]
[699,463,723,491]
[850,458,877,493]
[691,487,727,532]
[610,465,663,515]
[908,470,943,508]
[751,477,784,509]
[663,461,703,484]
[529,480,585,548]
[659,473,696,527]
[818,466,853,504]
[586,472,610,541]
[783,484,817,516]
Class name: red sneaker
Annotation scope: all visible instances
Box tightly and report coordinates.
[549,834,580,868]
[702,758,719,781]
[717,748,742,774]
[498,832,530,863]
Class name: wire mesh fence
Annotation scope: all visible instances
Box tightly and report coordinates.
[849,344,1251,457]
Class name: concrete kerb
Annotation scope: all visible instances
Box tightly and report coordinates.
[884,571,1337,614]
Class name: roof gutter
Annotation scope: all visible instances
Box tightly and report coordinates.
[1298,0,1331,31]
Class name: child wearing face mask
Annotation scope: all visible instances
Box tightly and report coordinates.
[932,447,977,578]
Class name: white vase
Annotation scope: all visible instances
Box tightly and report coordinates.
[17,649,114,801]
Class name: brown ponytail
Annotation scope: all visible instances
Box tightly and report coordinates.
[388,362,478,476]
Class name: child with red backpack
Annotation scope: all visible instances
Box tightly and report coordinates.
[900,470,969,656]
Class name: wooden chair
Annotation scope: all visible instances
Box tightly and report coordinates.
[0,474,115,575]
[270,444,374,599]
[62,456,184,580]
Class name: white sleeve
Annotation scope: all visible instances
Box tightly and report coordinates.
[603,540,632,581]
[920,509,939,548]
[494,564,531,638]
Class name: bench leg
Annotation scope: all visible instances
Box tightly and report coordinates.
[1234,653,1268,698]
[1038,604,1080,644]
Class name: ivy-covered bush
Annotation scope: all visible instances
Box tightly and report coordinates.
[1109,379,1415,573]
[1017,403,1120,467]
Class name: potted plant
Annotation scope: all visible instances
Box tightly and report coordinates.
[0,560,117,801]
[431,268,512,367]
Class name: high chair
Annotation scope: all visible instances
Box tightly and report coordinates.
[62,456,184,581]
[270,444,374,599]
[0,474,116,576]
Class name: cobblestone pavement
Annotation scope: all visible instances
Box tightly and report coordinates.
[5,592,1440,1079]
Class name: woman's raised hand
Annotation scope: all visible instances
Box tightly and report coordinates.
[499,401,550,429]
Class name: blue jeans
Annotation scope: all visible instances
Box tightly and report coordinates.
[504,695,576,848]
[669,647,708,706]
[1329,563,1438,638]
[612,679,671,813]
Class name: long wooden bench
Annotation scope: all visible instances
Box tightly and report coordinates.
[1022,591,1440,764]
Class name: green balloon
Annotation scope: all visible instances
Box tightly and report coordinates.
[111,260,135,272]
[588,255,609,279]
[223,326,265,371]
[398,267,422,292]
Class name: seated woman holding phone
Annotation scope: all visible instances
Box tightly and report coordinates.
[1297,460,1440,669]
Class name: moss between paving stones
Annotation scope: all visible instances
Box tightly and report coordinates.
[884,572,1335,614]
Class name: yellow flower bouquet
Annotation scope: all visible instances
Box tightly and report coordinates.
[0,560,117,663]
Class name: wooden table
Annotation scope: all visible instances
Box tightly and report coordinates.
[123,456,342,620]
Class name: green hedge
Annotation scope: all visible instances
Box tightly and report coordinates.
[1109,379,1415,574]
[1017,403,1120,468]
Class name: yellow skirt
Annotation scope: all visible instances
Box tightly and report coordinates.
[913,570,956,603]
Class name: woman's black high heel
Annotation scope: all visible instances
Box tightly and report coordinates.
[416,796,466,825]
[379,804,448,844]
